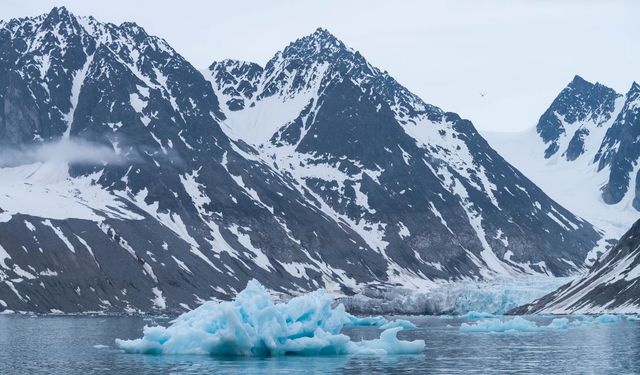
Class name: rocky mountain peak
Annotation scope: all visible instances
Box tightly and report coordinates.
[536,76,620,158]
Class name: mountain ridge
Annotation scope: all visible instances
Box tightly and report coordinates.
[0,9,604,313]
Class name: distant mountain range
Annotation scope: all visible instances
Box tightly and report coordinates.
[0,7,609,313]
[484,76,640,239]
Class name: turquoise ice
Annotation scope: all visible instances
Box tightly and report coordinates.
[116,280,424,356]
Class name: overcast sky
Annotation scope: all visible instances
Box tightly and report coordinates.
[3,0,639,132]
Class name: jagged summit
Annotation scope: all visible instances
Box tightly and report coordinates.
[568,74,589,87]
[535,75,621,158]
[33,7,161,48]
[48,5,72,17]
[568,75,614,93]
[285,27,347,56]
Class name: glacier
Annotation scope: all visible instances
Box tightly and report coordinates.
[341,276,570,315]
[115,280,424,356]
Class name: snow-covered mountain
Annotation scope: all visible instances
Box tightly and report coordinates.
[513,218,640,314]
[209,31,603,278]
[0,8,602,313]
[484,76,640,239]
[0,8,389,313]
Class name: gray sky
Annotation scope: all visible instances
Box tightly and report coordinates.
[3,0,639,132]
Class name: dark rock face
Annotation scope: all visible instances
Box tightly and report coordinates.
[0,11,602,313]
[512,219,640,314]
[208,59,263,111]
[535,75,620,160]
[595,83,640,208]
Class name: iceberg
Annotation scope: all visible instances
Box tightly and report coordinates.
[378,319,417,330]
[460,311,497,319]
[460,314,624,333]
[115,280,424,356]
[594,314,620,324]
[571,314,621,325]
[460,316,569,333]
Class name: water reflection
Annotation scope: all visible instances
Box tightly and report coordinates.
[0,315,639,374]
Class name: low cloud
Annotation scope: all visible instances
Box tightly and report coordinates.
[0,138,128,167]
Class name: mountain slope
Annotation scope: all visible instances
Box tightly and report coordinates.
[0,10,604,313]
[208,29,603,281]
[513,219,640,314]
[484,76,640,239]
[0,8,390,313]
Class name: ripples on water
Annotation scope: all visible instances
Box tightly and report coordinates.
[0,315,639,374]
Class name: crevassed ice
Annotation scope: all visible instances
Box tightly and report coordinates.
[341,276,570,316]
[115,280,424,356]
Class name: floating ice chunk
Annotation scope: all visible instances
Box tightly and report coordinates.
[379,319,416,330]
[572,314,621,326]
[594,314,620,324]
[346,316,416,330]
[460,311,497,319]
[347,315,388,327]
[116,280,424,356]
[460,316,569,333]
[93,344,109,349]
[625,315,640,321]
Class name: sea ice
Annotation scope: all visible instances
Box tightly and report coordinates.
[460,314,624,333]
[460,316,569,333]
[460,311,497,319]
[593,314,620,324]
[572,314,621,325]
[116,280,424,356]
[378,319,417,330]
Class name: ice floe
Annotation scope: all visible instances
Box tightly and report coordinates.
[460,314,624,333]
[460,311,497,319]
[460,316,569,333]
[116,280,424,356]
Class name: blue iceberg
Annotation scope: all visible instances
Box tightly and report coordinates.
[460,316,569,333]
[571,314,621,326]
[460,311,497,319]
[594,314,620,324]
[378,319,417,330]
[115,280,424,356]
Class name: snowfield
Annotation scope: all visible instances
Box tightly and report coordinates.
[483,128,639,240]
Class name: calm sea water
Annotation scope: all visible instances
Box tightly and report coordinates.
[0,314,639,374]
